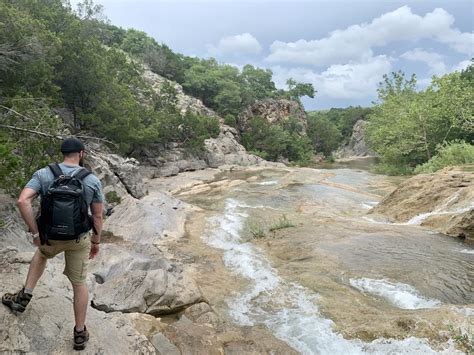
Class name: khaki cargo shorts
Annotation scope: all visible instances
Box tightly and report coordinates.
[39,235,91,285]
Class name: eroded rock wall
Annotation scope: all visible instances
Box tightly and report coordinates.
[335,120,375,158]
[238,98,308,133]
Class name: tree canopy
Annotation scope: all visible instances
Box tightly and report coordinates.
[366,68,473,174]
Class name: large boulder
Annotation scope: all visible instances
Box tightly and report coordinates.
[204,125,275,168]
[92,268,203,315]
[86,150,145,200]
[370,166,474,239]
[335,120,375,158]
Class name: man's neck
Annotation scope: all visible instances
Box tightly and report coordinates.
[62,159,80,166]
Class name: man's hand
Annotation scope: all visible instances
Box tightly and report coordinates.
[32,237,41,247]
[89,243,99,259]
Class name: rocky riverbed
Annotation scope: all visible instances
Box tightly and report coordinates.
[1,163,472,354]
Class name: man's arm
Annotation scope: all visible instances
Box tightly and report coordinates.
[17,188,39,234]
[91,202,103,243]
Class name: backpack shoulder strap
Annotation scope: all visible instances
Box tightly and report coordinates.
[73,168,92,181]
[48,163,63,178]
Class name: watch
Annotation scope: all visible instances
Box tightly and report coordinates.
[31,232,40,240]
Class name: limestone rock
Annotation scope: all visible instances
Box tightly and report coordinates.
[150,333,180,355]
[85,150,145,200]
[0,193,33,251]
[163,321,298,355]
[83,150,129,201]
[103,193,190,244]
[370,166,474,239]
[184,302,220,327]
[90,244,170,284]
[239,99,308,133]
[204,125,280,168]
[103,154,146,199]
[335,120,375,158]
[0,248,156,355]
[92,268,203,315]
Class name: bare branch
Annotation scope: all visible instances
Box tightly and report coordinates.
[0,105,32,122]
[0,124,63,139]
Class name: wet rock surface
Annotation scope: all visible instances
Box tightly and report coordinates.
[173,167,473,354]
[370,166,474,240]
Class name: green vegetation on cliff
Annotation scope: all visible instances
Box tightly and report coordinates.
[0,0,316,193]
[242,117,312,164]
[0,0,222,192]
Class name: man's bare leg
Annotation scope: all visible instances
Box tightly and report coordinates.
[25,249,48,290]
[72,284,88,330]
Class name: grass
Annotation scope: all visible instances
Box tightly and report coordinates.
[269,214,296,232]
[247,214,296,240]
[248,221,266,239]
[447,325,473,353]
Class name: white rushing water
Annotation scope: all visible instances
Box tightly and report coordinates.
[362,201,379,209]
[349,278,441,309]
[257,180,279,185]
[202,198,452,354]
[406,191,473,225]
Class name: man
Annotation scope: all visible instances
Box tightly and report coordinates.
[2,137,104,351]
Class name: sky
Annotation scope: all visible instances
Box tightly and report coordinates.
[72,0,473,110]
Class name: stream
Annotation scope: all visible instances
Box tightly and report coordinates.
[178,167,473,354]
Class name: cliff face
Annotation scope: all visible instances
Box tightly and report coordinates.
[335,120,375,158]
[370,166,474,240]
[143,67,219,119]
[138,69,283,177]
[238,98,308,133]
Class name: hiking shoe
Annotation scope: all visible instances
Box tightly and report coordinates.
[73,326,89,351]
[2,288,32,313]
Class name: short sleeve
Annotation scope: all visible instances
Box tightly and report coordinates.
[91,178,105,203]
[25,171,42,194]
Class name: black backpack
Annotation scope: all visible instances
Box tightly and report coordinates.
[37,163,93,242]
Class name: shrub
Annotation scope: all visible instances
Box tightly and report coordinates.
[241,116,313,163]
[224,114,237,128]
[105,191,121,204]
[414,141,474,174]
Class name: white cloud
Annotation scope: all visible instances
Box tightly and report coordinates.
[400,48,447,75]
[266,6,473,66]
[452,59,471,72]
[207,33,262,57]
[271,55,392,99]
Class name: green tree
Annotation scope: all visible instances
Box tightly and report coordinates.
[366,69,473,174]
[307,114,343,156]
[239,65,277,107]
[241,117,312,163]
[284,78,315,102]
